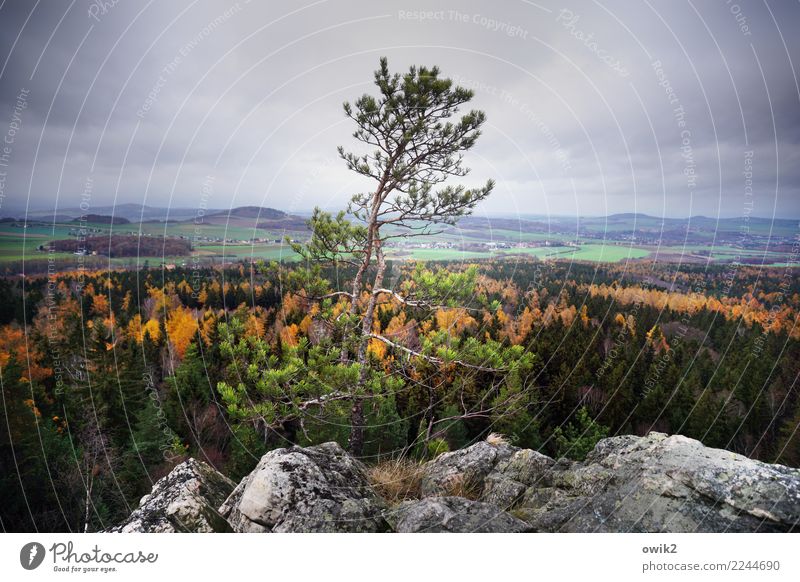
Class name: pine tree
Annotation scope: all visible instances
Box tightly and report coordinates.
[295,58,495,455]
[553,407,609,461]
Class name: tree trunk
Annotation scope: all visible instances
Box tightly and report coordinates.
[348,239,387,456]
[348,399,365,457]
[339,246,371,364]
[83,474,93,533]
[425,385,436,445]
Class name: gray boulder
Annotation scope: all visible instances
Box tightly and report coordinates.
[219,442,389,532]
[387,496,532,533]
[420,440,517,497]
[107,458,235,532]
[515,432,800,532]
[482,448,557,508]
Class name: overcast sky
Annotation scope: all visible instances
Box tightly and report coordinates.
[0,0,798,219]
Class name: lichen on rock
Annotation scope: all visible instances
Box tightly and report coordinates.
[219,442,389,532]
[106,458,235,533]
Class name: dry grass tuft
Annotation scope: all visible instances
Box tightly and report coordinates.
[486,432,510,446]
[439,473,483,500]
[367,458,423,504]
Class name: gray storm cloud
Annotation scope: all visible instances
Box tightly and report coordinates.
[0,0,797,218]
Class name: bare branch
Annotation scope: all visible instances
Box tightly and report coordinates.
[366,333,506,372]
[371,288,484,313]
[292,290,354,302]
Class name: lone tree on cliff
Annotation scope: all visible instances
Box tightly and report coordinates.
[305,58,495,454]
[217,58,514,457]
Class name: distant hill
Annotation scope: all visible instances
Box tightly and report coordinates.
[205,206,287,220]
[455,215,554,232]
[9,205,796,239]
[22,204,225,223]
[6,204,306,231]
[196,206,308,230]
[606,213,656,220]
[72,214,131,225]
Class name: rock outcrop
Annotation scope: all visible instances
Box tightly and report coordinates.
[482,448,557,508]
[111,433,800,533]
[220,442,389,532]
[107,458,235,532]
[511,432,800,532]
[420,440,517,497]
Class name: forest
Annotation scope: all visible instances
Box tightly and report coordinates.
[0,258,798,532]
[48,235,192,258]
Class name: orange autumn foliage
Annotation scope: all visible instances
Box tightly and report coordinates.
[367,337,387,360]
[435,308,477,335]
[128,314,162,343]
[166,306,199,358]
[500,306,536,345]
[91,293,110,316]
[0,325,50,382]
[298,315,313,335]
[332,298,350,318]
[245,313,266,337]
[280,323,300,347]
[143,318,161,342]
[586,283,799,338]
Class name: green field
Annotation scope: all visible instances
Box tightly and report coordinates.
[194,244,301,261]
[562,244,651,262]
[385,243,652,263]
[0,217,794,268]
